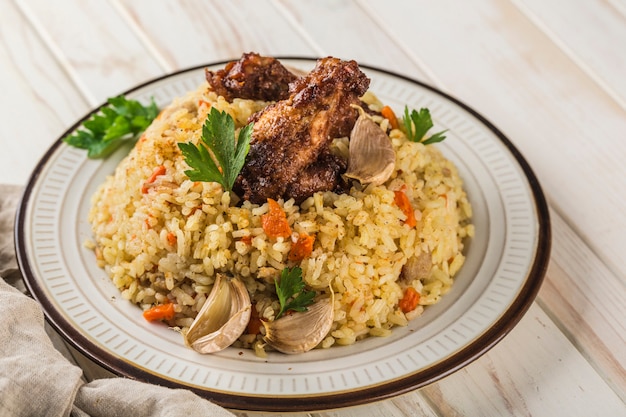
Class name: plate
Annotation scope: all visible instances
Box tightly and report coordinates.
[15,58,550,412]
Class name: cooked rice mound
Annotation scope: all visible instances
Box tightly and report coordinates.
[88,83,474,352]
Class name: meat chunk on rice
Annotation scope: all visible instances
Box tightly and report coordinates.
[205,52,298,102]
[235,57,370,204]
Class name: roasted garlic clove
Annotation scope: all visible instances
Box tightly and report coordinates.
[184,273,251,354]
[262,297,334,354]
[345,114,395,185]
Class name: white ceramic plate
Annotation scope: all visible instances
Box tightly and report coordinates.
[16,58,550,412]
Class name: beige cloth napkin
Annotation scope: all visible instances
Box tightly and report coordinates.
[0,185,235,417]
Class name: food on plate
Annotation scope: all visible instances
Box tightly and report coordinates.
[233,56,368,204]
[205,51,298,101]
[182,273,251,353]
[86,53,474,356]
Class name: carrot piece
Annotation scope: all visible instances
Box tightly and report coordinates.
[166,232,177,246]
[147,165,166,183]
[142,165,166,193]
[240,235,253,246]
[394,188,417,228]
[288,233,315,261]
[246,304,263,335]
[399,287,420,313]
[143,303,175,322]
[261,198,292,238]
[381,105,399,130]
[198,99,211,108]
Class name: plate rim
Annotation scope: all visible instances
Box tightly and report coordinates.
[15,57,551,412]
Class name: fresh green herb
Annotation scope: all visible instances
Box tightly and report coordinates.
[63,95,159,158]
[402,106,447,145]
[274,267,316,319]
[178,107,253,192]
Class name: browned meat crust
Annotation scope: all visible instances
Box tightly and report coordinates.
[285,151,349,203]
[205,52,298,101]
[235,57,370,204]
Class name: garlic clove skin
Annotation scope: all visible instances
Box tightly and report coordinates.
[184,273,251,354]
[262,297,334,354]
[344,115,395,186]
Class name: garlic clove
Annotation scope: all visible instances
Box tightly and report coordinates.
[262,297,334,354]
[184,273,251,354]
[344,115,395,186]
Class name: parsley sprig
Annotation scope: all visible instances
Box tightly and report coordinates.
[63,95,159,158]
[402,106,447,145]
[274,267,316,319]
[178,108,253,192]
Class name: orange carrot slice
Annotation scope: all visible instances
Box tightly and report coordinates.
[399,287,420,313]
[394,188,417,228]
[143,303,175,322]
[288,233,315,261]
[261,199,292,238]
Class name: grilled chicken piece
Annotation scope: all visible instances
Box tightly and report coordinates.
[236,57,370,204]
[205,52,298,101]
[285,151,349,203]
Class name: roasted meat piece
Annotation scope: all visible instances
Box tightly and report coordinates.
[235,57,370,204]
[205,52,298,101]
[285,151,349,203]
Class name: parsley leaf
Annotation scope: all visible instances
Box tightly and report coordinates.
[63,95,159,158]
[274,267,316,319]
[402,106,447,145]
[178,107,253,192]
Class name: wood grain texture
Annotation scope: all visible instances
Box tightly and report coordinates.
[420,303,625,416]
[16,0,163,105]
[359,0,626,289]
[2,0,625,415]
[274,0,426,78]
[314,395,438,417]
[513,0,626,108]
[115,0,315,70]
[0,0,86,184]
[539,209,626,401]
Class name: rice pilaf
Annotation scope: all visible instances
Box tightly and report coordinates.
[88,83,474,354]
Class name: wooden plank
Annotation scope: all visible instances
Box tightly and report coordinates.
[114,0,315,70]
[538,208,626,400]
[349,0,626,412]
[420,303,625,416]
[512,0,626,108]
[0,0,87,184]
[358,0,626,283]
[116,0,429,82]
[273,0,428,80]
[608,0,626,18]
[6,1,623,415]
[15,0,164,105]
[314,395,438,417]
[84,3,624,412]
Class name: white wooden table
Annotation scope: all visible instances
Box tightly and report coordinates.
[2,1,625,415]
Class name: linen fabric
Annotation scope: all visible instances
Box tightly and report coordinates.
[0,185,235,417]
